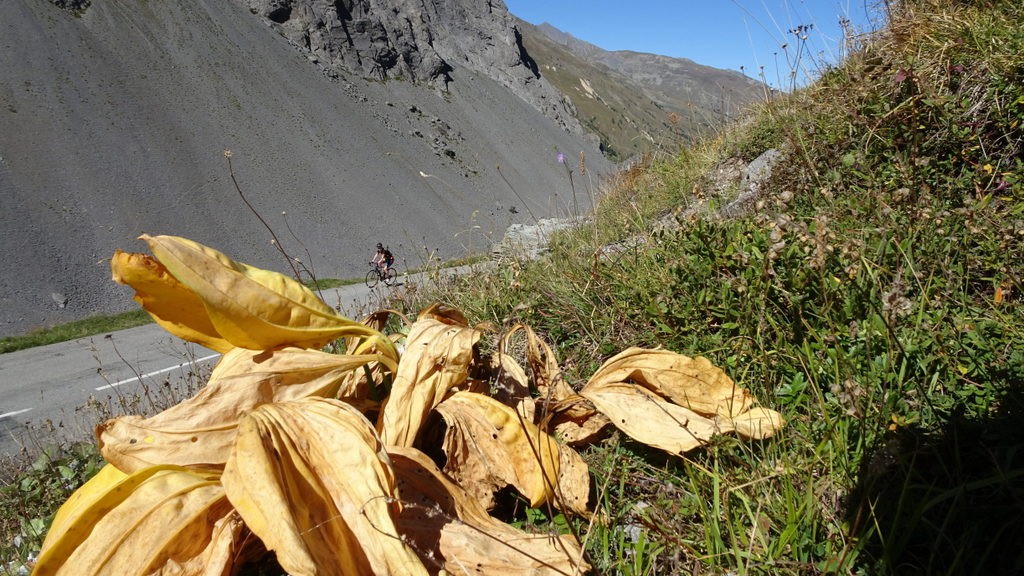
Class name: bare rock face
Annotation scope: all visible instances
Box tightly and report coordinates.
[243,0,447,83]
[491,217,578,261]
[241,0,582,133]
[49,0,89,11]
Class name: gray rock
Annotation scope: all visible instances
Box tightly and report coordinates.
[491,217,578,261]
[242,0,582,133]
[49,0,89,13]
[648,150,782,234]
[495,149,788,265]
[603,149,786,261]
[50,292,68,309]
[717,148,783,219]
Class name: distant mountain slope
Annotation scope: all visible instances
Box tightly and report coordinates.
[0,0,608,337]
[518,20,767,160]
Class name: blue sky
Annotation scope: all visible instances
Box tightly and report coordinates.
[502,0,885,88]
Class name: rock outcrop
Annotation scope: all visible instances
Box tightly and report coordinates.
[241,0,583,134]
[48,0,89,12]
[490,217,579,261]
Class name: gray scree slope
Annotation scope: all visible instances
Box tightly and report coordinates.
[0,0,609,337]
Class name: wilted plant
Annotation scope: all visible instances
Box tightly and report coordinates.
[29,235,784,575]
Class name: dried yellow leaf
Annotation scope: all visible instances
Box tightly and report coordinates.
[377,306,481,447]
[584,348,754,417]
[436,392,590,515]
[97,347,377,473]
[416,302,470,326]
[34,466,236,576]
[110,250,233,353]
[139,234,394,355]
[488,350,531,411]
[221,398,428,576]
[727,406,786,439]
[547,394,612,446]
[175,511,248,576]
[37,464,129,568]
[580,381,724,455]
[390,446,590,575]
[497,325,597,443]
[504,324,576,403]
[579,349,785,451]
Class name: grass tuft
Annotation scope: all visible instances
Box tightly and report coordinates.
[0,310,152,354]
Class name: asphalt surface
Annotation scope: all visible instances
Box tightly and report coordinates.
[0,266,474,458]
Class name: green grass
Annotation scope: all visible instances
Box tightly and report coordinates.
[3,1,1022,574]
[0,310,152,354]
[0,444,104,569]
[303,277,360,290]
[406,1,1024,573]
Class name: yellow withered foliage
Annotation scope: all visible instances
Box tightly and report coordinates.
[497,325,613,446]
[503,324,576,403]
[390,446,591,575]
[577,348,785,456]
[114,234,396,358]
[436,391,591,515]
[38,464,127,556]
[33,235,786,576]
[583,348,754,417]
[97,347,381,473]
[580,381,725,455]
[487,347,532,411]
[377,303,481,447]
[221,398,427,576]
[546,393,612,446]
[33,465,240,576]
[111,249,234,353]
[726,406,788,439]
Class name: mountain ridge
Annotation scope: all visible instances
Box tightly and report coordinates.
[533,20,765,118]
[517,19,765,159]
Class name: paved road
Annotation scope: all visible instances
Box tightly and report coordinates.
[0,267,474,458]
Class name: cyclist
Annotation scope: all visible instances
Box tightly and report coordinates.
[370,242,394,273]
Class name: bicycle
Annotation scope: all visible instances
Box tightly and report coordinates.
[365,262,398,288]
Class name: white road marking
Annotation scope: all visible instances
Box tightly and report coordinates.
[95,353,221,391]
[0,408,33,420]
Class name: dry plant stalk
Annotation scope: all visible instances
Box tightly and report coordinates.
[33,234,784,575]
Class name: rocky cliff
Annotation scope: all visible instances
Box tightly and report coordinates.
[0,0,608,337]
[242,0,584,134]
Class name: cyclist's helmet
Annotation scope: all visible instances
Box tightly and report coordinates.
[376,243,383,249]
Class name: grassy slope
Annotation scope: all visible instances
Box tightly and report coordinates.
[416,1,1024,573]
[0,310,152,354]
[517,20,756,162]
[517,25,680,161]
[3,1,1022,574]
